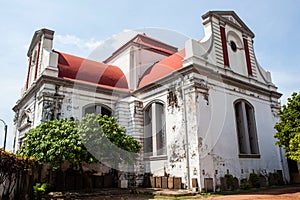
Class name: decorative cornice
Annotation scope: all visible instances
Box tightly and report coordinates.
[221,73,282,99]
[13,75,130,111]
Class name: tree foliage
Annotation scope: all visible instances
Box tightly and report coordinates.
[78,114,142,164]
[17,114,141,170]
[17,119,92,170]
[274,92,300,161]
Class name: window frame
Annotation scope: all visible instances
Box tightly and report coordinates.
[234,99,260,158]
[143,101,167,159]
[82,103,112,117]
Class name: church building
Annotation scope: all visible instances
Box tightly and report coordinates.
[13,11,289,190]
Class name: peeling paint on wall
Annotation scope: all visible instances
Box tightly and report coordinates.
[167,87,179,109]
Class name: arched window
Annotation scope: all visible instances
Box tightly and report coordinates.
[234,100,259,157]
[83,104,112,117]
[144,102,166,157]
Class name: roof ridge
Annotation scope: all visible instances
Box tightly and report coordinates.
[133,33,178,50]
[104,33,178,63]
[54,50,119,68]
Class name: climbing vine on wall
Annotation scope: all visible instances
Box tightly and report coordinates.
[0,149,36,199]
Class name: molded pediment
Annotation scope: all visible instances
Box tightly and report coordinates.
[202,11,255,38]
[27,28,54,57]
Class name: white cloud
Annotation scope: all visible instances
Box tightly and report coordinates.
[55,34,103,57]
[54,28,188,62]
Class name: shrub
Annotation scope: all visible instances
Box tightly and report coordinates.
[33,182,50,199]
[240,178,249,190]
[225,173,234,190]
[268,171,284,186]
[273,171,284,185]
[0,149,36,198]
[249,172,260,188]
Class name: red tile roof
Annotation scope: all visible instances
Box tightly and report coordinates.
[56,51,128,89]
[63,77,130,92]
[138,49,185,88]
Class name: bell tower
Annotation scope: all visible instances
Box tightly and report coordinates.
[202,11,257,77]
[25,28,58,91]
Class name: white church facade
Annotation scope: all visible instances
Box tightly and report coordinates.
[13,11,289,190]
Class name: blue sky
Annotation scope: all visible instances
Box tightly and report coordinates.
[0,1,299,150]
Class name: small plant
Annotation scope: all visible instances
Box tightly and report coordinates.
[268,171,284,186]
[33,182,50,199]
[240,178,249,190]
[273,171,284,185]
[225,173,234,190]
[249,172,260,188]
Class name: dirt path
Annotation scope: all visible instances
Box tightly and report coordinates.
[204,186,300,200]
[68,186,300,200]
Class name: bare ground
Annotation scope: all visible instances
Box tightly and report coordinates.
[82,185,300,200]
[204,186,300,200]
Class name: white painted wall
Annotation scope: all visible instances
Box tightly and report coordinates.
[226,27,248,76]
[107,45,170,90]
[107,48,131,87]
[196,80,286,188]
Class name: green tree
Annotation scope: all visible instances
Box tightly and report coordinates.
[78,114,142,165]
[17,119,92,170]
[17,114,141,170]
[274,92,300,161]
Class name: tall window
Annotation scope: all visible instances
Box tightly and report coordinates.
[144,102,166,157]
[234,100,259,157]
[32,50,37,65]
[84,104,112,117]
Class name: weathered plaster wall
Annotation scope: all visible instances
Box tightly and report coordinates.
[197,79,287,188]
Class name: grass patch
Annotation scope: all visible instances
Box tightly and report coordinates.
[216,184,289,195]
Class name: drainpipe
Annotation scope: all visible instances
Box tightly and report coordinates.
[181,77,191,189]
